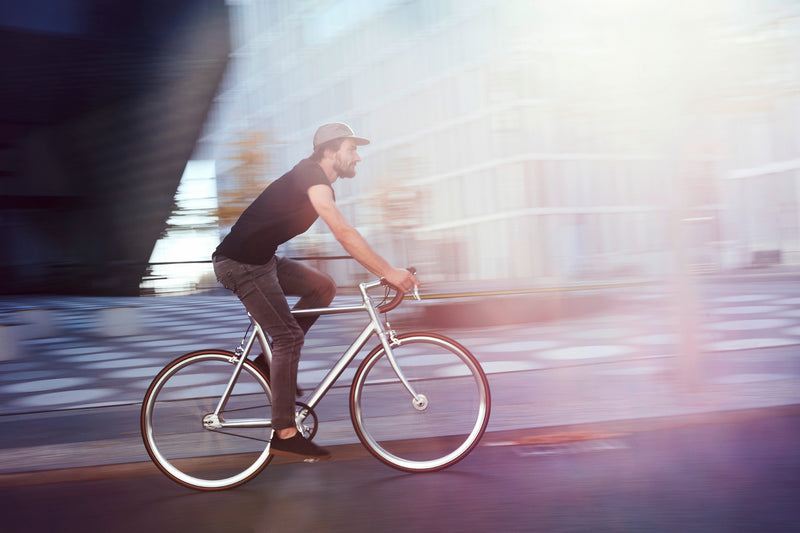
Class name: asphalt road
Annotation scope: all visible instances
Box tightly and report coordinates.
[3,410,799,533]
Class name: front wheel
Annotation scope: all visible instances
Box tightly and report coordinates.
[350,333,491,472]
[141,350,274,490]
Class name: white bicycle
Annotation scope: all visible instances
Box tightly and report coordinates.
[141,273,491,490]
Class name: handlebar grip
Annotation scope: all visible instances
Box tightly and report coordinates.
[376,287,405,313]
[376,267,417,313]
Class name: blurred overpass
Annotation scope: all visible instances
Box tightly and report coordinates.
[0,0,229,295]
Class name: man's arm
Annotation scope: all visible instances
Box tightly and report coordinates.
[307,184,416,292]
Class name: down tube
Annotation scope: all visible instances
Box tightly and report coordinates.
[303,322,376,410]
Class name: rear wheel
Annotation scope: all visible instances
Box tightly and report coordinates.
[141,350,274,490]
[350,333,491,472]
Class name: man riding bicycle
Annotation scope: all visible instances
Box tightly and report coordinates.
[212,123,417,460]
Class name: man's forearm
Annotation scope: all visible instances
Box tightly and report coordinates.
[335,226,392,278]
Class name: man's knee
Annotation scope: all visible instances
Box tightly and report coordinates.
[320,273,336,306]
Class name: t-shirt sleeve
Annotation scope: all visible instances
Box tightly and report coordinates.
[294,161,331,195]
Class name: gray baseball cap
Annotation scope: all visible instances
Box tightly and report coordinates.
[313,122,370,150]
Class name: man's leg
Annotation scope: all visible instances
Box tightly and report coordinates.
[213,256,302,431]
[213,255,330,458]
[276,256,336,333]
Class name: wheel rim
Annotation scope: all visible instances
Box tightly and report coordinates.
[141,351,273,489]
[351,334,490,471]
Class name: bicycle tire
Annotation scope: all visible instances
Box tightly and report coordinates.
[141,349,274,490]
[350,333,491,472]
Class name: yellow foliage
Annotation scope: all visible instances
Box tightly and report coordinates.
[216,130,274,226]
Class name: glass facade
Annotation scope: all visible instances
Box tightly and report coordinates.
[206,0,800,286]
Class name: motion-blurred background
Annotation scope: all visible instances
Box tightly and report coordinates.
[1,0,798,296]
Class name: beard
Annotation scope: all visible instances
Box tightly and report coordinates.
[334,156,357,178]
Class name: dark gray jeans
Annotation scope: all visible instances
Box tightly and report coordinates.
[212,254,336,430]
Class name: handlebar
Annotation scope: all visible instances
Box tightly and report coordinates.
[376,267,419,313]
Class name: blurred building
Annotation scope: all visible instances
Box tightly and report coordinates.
[207,0,800,288]
[717,1,800,271]
[0,0,229,295]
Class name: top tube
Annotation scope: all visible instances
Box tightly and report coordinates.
[289,277,397,318]
[291,304,366,317]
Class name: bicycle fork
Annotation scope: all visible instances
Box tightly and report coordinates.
[379,328,428,410]
[364,290,428,411]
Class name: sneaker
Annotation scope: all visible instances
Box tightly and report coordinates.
[252,353,303,398]
[270,433,331,460]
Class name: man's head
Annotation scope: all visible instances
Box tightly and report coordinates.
[310,123,370,178]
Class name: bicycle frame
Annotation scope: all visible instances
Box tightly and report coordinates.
[210,279,421,430]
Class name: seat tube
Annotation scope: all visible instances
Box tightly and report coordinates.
[214,326,258,416]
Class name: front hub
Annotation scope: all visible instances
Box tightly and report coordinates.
[412,394,428,411]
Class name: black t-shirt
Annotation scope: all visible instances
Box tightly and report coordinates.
[215,158,332,265]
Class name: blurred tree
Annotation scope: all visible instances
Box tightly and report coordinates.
[216,129,274,227]
[160,130,274,235]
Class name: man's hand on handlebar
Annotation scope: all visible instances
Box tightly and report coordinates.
[383,267,418,295]
[376,267,419,313]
